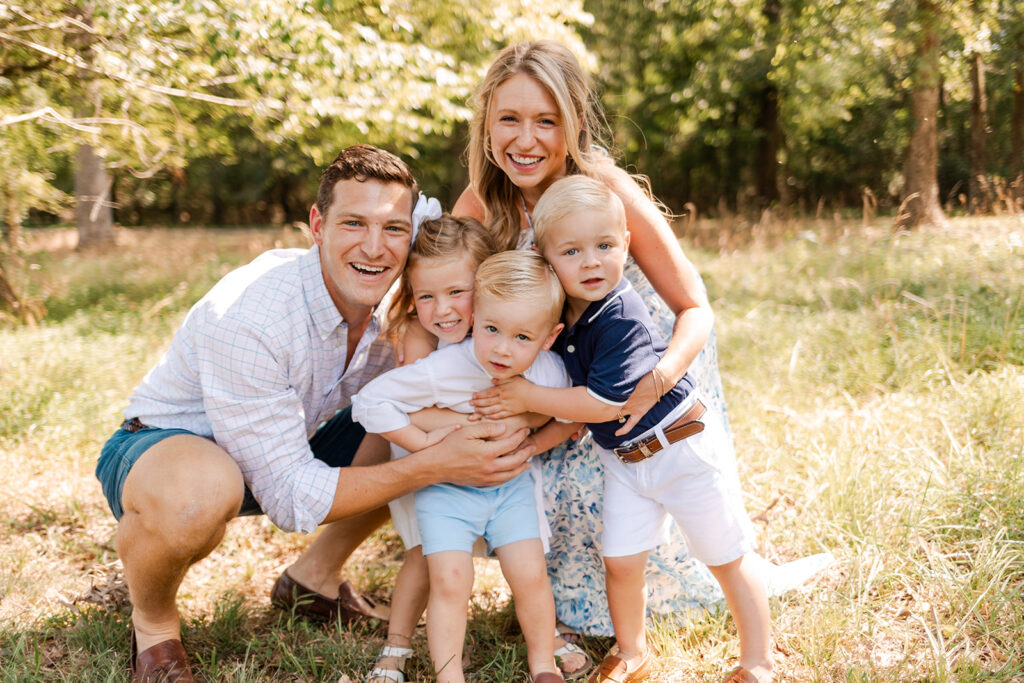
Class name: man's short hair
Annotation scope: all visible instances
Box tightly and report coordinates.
[474,250,564,325]
[532,175,626,252]
[317,144,419,218]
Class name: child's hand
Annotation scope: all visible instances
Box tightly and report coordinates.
[471,377,531,419]
[505,434,539,461]
[422,423,462,448]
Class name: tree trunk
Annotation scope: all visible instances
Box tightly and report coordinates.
[1011,64,1024,182]
[968,51,988,213]
[69,3,115,250]
[898,0,947,230]
[755,0,783,206]
[75,142,114,248]
[2,194,23,249]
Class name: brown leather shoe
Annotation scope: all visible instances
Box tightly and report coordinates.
[587,651,652,683]
[270,570,389,623]
[130,629,194,682]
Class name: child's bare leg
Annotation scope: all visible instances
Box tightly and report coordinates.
[707,554,772,679]
[425,550,474,683]
[604,551,650,668]
[494,539,558,678]
[370,545,429,682]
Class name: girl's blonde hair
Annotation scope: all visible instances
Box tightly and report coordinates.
[467,40,613,251]
[385,214,498,342]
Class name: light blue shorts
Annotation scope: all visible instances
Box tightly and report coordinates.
[415,471,539,556]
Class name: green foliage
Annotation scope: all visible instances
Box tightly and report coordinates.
[1,0,591,226]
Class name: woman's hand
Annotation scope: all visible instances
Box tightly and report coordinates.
[615,369,661,435]
[471,377,532,419]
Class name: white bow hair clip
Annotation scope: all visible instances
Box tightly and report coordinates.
[412,194,443,241]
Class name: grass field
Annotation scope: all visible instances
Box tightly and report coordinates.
[1,217,1022,681]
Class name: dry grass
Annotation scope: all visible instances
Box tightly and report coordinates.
[1,218,1023,681]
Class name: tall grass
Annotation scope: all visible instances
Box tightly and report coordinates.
[1,219,1021,681]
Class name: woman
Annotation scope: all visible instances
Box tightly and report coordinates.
[453,40,748,638]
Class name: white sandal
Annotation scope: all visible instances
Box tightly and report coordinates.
[553,630,592,680]
[366,644,414,683]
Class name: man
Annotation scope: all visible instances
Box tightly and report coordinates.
[95,145,531,682]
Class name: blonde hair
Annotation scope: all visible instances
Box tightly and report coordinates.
[467,40,613,251]
[532,176,627,252]
[473,250,564,325]
[385,214,498,341]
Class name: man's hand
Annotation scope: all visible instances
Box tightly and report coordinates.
[470,376,532,420]
[432,420,531,487]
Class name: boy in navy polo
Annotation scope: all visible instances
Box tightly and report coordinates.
[471,176,773,683]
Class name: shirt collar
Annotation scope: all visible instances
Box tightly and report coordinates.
[567,278,632,331]
[300,245,389,341]
[301,246,343,340]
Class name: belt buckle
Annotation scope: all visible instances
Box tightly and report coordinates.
[617,438,654,464]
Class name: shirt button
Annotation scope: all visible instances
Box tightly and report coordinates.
[567,345,575,353]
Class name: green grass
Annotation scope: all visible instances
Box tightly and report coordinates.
[1,219,1022,680]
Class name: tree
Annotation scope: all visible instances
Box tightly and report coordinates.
[1,0,591,247]
[754,0,783,206]
[897,0,948,229]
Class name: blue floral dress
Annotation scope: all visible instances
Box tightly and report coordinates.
[517,227,736,636]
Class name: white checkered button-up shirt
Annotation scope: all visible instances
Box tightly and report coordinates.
[125,246,395,533]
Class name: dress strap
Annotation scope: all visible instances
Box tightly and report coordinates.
[520,194,534,230]
[518,194,536,249]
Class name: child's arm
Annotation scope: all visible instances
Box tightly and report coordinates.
[399,318,438,365]
[528,419,583,454]
[473,377,622,425]
[381,423,461,453]
[411,406,551,433]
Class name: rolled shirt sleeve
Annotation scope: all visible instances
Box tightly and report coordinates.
[194,313,339,533]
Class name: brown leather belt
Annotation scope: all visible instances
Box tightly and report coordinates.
[121,417,149,433]
[613,399,706,464]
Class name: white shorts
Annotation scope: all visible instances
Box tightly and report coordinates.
[596,403,754,566]
[387,445,422,549]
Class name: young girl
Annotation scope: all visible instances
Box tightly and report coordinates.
[366,214,498,683]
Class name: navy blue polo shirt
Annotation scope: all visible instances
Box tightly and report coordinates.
[554,278,695,450]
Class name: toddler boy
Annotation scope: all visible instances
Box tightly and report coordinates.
[352,250,570,683]
[473,176,773,683]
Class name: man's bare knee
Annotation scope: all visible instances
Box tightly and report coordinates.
[121,435,243,558]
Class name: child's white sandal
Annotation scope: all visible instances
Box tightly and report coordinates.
[366,644,414,683]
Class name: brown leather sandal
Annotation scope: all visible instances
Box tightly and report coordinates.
[586,651,652,683]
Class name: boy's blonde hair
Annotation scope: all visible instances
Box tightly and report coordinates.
[385,214,498,341]
[531,175,627,252]
[473,250,564,326]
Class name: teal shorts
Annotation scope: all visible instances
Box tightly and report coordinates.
[96,407,365,520]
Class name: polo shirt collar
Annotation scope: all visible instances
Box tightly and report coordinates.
[569,278,632,330]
